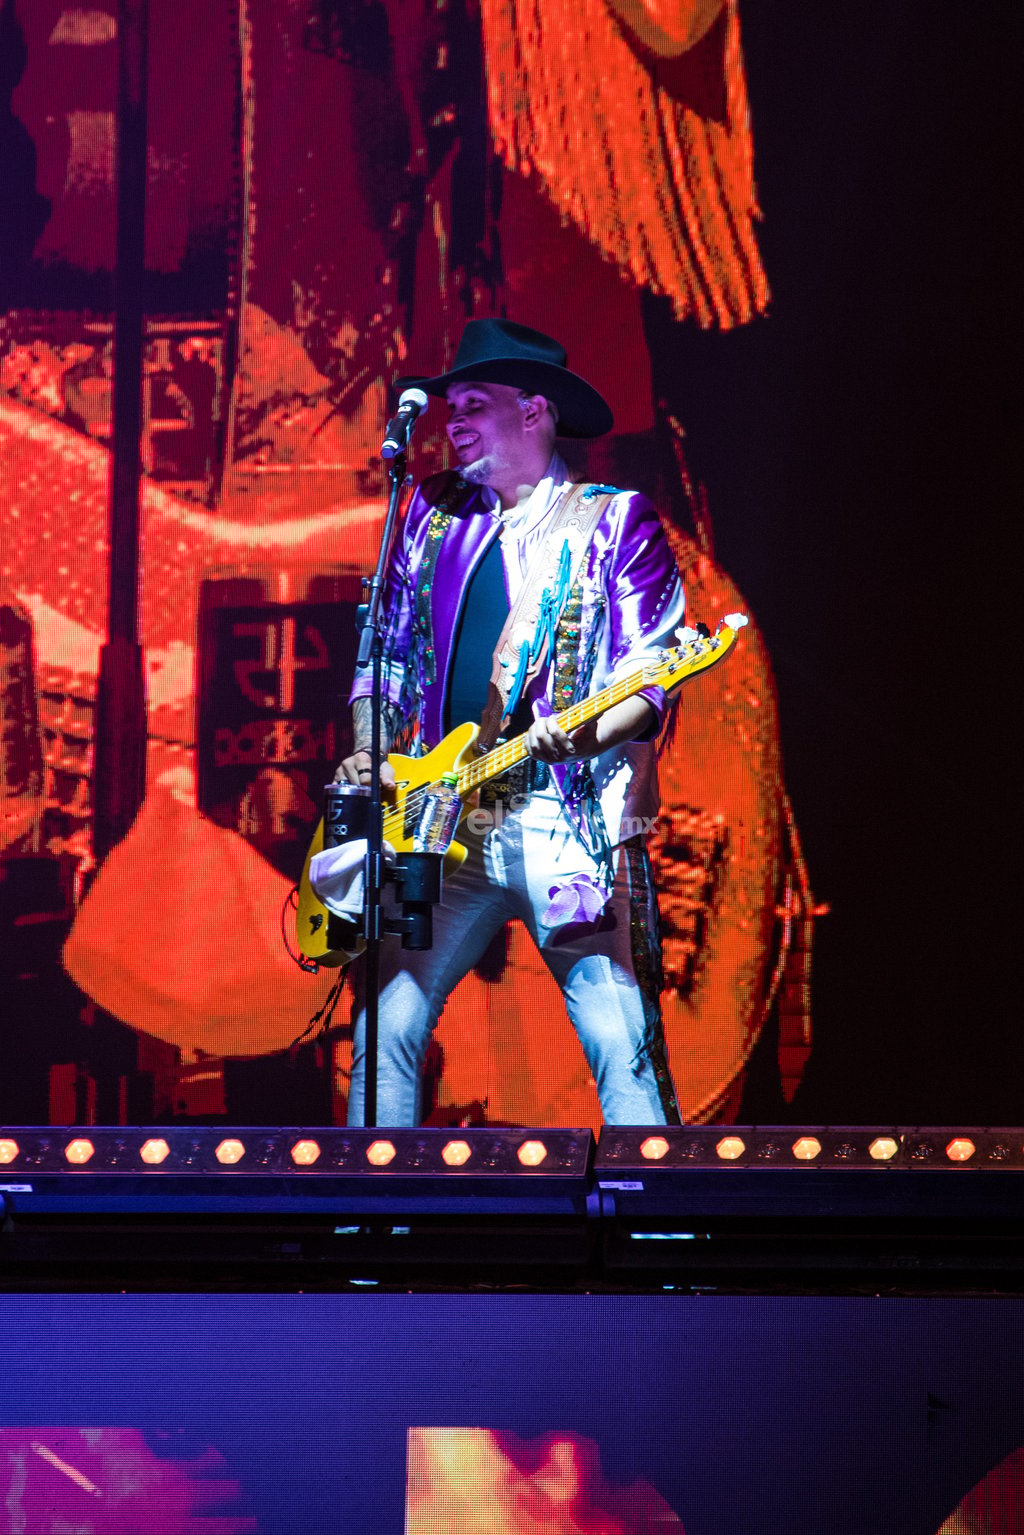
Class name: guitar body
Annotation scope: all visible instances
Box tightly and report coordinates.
[293,618,747,967]
[295,721,480,966]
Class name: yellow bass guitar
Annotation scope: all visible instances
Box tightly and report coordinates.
[295,614,748,966]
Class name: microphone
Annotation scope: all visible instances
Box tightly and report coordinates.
[381,387,429,460]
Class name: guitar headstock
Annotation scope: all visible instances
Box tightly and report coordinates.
[643,613,748,692]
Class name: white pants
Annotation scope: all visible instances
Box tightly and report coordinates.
[347,791,679,1126]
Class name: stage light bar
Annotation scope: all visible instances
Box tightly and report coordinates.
[3,1126,1020,1188]
[0,1127,593,1179]
[2,1127,1022,1293]
[596,1128,1024,1171]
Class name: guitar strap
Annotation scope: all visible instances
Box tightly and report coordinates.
[476,483,616,752]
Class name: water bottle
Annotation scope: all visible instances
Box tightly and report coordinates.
[413,771,462,854]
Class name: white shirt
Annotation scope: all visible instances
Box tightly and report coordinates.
[479,451,573,605]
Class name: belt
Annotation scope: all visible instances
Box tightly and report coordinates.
[478,757,550,807]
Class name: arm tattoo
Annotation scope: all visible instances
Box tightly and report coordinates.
[352,696,398,756]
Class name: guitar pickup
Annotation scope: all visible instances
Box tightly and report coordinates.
[403,797,419,840]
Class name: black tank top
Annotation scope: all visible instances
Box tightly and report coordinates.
[444,536,534,737]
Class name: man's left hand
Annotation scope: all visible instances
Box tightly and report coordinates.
[525,696,657,763]
[526,713,583,763]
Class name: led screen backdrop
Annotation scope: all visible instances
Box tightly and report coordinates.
[1,1294,1023,1534]
[0,1,1013,1128]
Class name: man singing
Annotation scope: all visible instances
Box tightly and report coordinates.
[337,319,686,1126]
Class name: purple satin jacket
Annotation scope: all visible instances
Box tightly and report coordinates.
[350,463,686,847]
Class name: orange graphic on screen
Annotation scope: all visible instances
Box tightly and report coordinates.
[0,0,814,1125]
[0,1428,256,1534]
[481,0,767,327]
[934,1445,1024,1534]
[406,1428,684,1534]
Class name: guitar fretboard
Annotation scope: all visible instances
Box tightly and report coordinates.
[379,624,736,842]
[456,665,652,794]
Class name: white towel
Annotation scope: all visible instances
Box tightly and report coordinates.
[308,839,396,919]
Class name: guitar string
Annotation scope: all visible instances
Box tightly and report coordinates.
[379,637,725,832]
[381,659,667,835]
[305,630,735,948]
[377,638,718,839]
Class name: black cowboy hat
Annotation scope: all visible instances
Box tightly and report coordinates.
[397,318,614,438]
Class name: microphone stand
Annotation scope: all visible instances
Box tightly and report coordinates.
[355,449,409,1128]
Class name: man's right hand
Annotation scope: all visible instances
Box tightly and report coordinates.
[336,749,397,790]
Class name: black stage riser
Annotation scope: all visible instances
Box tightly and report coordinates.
[2,1121,1024,1292]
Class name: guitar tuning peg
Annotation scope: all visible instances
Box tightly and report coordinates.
[723,612,748,629]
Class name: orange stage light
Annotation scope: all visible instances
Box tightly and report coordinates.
[291,1139,321,1166]
[792,1136,822,1161]
[214,1138,246,1165]
[869,1137,899,1161]
[945,1138,976,1163]
[0,1138,19,1164]
[639,1136,670,1161]
[64,1138,95,1165]
[715,1136,745,1161]
[517,1140,548,1167]
[441,1140,472,1167]
[139,1138,170,1165]
[366,1140,397,1167]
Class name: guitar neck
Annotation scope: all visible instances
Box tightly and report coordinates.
[456,667,647,795]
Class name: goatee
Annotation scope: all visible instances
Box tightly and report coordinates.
[461,448,508,487]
